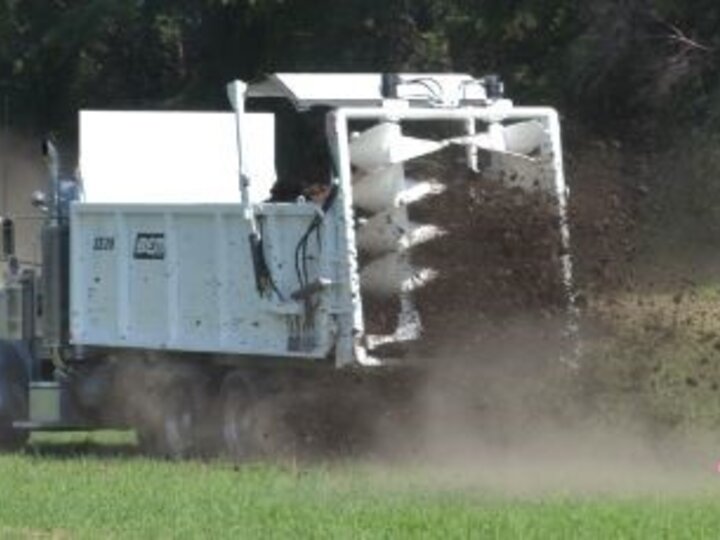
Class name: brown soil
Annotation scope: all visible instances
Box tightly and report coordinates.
[410,167,566,356]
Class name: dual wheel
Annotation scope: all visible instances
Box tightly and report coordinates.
[220,371,286,460]
[135,382,203,459]
[133,367,283,461]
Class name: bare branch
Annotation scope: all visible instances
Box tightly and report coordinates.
[649,12,714,53]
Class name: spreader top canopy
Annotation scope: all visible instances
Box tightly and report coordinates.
[78,111,275,204]
[245,73,494,109]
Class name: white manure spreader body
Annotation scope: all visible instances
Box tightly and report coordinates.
[0,73,576,457]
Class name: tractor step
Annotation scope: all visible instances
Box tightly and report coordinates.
[12,421,96,432]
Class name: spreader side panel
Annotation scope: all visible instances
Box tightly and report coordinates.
[69,203,333,359]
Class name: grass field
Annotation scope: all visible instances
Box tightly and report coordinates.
[1,433,720,539]
[4,290,720,539]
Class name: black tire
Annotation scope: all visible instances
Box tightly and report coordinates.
[128,363,208,460]
[137,385,197,459]
[0,342,29,452]
[220,371,281,461]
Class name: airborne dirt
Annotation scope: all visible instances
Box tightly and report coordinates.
[354,138,720,494]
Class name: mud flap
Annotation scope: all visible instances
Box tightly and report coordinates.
[0,340,30,449]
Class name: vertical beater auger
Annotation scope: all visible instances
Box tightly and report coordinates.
[299,74,580,365]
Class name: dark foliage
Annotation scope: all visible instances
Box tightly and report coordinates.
[0,0,717,137]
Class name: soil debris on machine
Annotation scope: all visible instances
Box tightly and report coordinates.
[358,150,570,359]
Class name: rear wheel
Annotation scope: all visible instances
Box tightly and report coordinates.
[220,371,283,461]
[0,342,29,452]
[126,362,208,459]
[0,384,28,451]
[136,384,199,459]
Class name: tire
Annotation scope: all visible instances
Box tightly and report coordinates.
[130,364,208,460]
[138,385,197,459]
[220,371,280,461]
[0,342,29,452]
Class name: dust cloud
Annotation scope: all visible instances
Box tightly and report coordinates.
[359,140,720,496]
[374,332,720,497]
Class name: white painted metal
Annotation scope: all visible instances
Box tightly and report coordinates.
[325,111,368,367]
[227,81,253,207]
[79,111,276,204]
[356,210,444,257]
[246,73,490,108]
[399,179,446,205]
[349,123,446,169]
[352,166,405,213]
[69,202,340,359]
[348,121,433,349]
[356,209,408,256]
[464,117,479,173]
[359,252,438,296]
[502,120,546,154]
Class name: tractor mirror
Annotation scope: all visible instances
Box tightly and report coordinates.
[31,190,48,211]
[1,218,15,258]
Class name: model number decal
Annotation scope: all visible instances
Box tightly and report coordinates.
[92,236,115,251]
[133,233,166,260]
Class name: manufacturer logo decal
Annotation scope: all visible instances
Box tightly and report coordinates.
[133,233,166,260]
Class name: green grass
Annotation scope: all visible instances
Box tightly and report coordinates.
[1,434,720,539]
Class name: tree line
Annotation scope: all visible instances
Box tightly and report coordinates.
[0,0,718,138]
